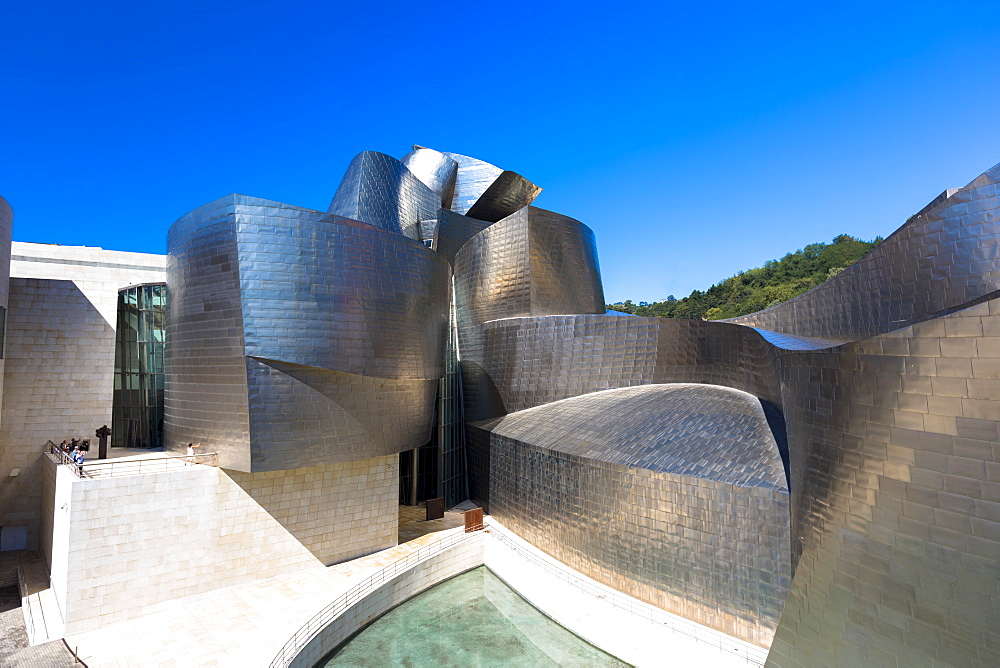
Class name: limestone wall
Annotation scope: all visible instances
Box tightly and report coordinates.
[0,243,165,549]
[49,454,397,635]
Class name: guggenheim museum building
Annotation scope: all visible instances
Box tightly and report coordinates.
[0,145,998,666]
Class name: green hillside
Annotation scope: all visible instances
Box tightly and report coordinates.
[609,234,882,320]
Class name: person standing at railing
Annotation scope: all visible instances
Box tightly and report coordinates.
[72,446,85,476]
[186,442,201,465]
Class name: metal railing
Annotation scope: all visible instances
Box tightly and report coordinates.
[47,442,218,478]
[16,557,38,645]
[269,527,484,668]
[484,519,768,666]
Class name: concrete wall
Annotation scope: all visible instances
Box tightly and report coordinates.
[49,454,398,635]
[0,243,165,549]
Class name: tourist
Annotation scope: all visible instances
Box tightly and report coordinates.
[186,442,201,465]
[72,447,85,476]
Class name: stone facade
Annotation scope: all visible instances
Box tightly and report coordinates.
[46,454,397,635]
[0,243,165,549]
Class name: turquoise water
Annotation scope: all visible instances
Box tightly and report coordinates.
[319,566,628,667]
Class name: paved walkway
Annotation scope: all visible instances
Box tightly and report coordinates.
[63,526,468,667]
[397,503,466,542]
[0,553,78,667]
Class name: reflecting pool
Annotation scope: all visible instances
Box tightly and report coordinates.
[319,566,628,667]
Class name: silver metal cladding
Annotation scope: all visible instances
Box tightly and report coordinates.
[165,194,450,472]
[164,196,253,470]
[464,171,543,223]
[158,147,1000,665]
[433,209,493,264]
[0,196,13,309]
[441,151,505,215]
[328,151,441,241]
[472,383,791,646]
[457,315,783,422]
[453,206,606,329]
[400,146,458,207]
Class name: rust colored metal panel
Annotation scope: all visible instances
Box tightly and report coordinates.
[464,507,483,532]
[425,497,444,521]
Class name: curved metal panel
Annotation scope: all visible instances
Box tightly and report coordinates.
[730,162,1000,343]
[328,151,441,241]
[458,314,783,422]
[441,151,504,215]
[246,358,437,471]
[453,206,605,328]
[166,194,450,471]
[434,208,493,264]
[0,196,13,310]
[234,202,450,380]
[473,384,790,646]
[464,170,542,223]
[164,195,252,470]
[400,145,458,206]
[767,298,1000,666]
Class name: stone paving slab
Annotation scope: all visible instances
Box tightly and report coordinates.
[397,503,465,542]
[64,527,464,667]
[0,569,76,667]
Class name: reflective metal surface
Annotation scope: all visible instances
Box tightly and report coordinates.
[769,299,1000,666]
[458,315,782,422]
[161,146,1000,664]
[400,145,458,206]
[433,209,493,264]
[471,383,790,645]
[165,194,449,471]
[455,158,1000,662]
[453,206,605,329]
[0,196,12,314]
[441,151,505,215]
[328,151,441,241]
[464,171,542,223]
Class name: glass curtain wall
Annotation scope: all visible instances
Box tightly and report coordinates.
[437,286,468,506]
[112,283,167,448]
[399,281,468,507]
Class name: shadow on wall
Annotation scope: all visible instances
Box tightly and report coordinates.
[1,278,113,551]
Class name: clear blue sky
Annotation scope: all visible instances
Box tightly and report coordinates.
[2,1,998,303]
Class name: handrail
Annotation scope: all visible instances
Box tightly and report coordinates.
[269,527,484,668]
[48,442,77,468]
[16,557,38,645]
[47,443,218,478]
[484,519,768,666]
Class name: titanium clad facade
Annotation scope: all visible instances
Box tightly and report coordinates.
[441,151,505,215]
[472,384,791,646]
[767,298,1000,667]
[0,196,12,318]
[433,208,493,264]
[458,315,782,422]
[400,145,458,206]
[328,151,442,241]
[453,206,605,328]
[244,359,438,470]
[165,194,450,471]
[729,162,1000,343]
[164,196,252,469]
[156,145,999,664]
[464,171,543,223]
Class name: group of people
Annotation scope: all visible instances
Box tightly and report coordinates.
[58,438,89,471]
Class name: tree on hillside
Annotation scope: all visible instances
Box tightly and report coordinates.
[609,234,881,320]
